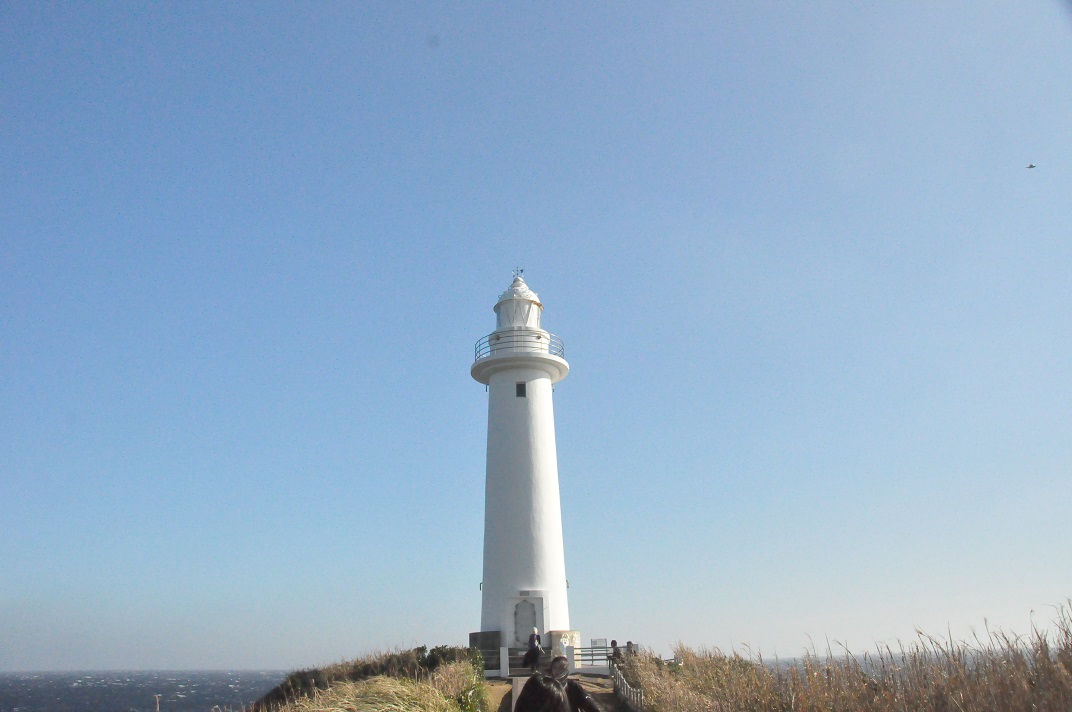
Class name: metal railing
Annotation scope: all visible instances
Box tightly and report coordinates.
[576,646,611,668]
[474,330,565,361]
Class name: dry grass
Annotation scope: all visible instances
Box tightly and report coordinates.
[274,675,458,712]
[619,602,1072,711]
[427,659,488,707]
[252,648,488,712]
[264,661,487,712]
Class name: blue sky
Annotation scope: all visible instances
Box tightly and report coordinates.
[2,2,1070,670]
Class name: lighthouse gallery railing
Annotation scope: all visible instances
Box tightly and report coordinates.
[474,331,565,361]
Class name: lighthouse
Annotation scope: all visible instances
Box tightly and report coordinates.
[470,274,579,672]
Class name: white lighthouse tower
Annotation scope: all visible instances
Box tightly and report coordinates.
[470,274,578,670]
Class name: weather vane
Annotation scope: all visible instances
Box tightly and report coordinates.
[513,266,524,278]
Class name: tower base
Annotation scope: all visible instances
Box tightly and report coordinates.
[548,630,581,656]
[469,631,501,673]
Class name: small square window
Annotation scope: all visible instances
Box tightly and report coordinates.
[516,382,527,398]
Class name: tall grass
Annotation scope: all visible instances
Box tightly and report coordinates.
[620,603,1072,711]
[271,662,484,712]
[252,647,488,712]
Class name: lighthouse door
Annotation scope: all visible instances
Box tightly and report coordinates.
[513,599,539,647]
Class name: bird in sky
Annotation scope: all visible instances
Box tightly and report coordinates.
[1027,164,1036,168]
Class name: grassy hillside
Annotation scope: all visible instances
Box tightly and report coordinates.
[250,602,1072,711]
[251,646,489,712]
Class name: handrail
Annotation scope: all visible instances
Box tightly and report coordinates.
[576,646,611,667]
[474,330,565,361]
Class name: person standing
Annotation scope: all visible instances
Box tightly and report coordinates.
[522,627,544,672]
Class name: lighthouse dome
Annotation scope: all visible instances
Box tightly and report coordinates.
[496,275,541,307]
[494,275,543,329]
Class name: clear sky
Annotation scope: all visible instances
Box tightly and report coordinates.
[2,2,1071,671]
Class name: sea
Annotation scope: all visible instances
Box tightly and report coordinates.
[0,671,286,712]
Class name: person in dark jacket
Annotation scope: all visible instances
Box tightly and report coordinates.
[550,655,602,712]
[515,673,570,712]
[522,627,543,671]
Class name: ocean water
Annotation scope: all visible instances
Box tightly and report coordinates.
[0,670,286,712]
